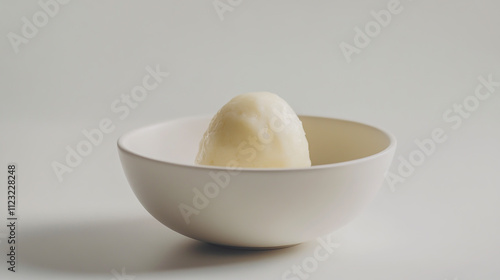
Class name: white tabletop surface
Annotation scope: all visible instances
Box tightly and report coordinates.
[1,0,500,279]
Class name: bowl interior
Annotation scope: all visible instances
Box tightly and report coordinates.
[301,116,392,165]
[119,115,393,167]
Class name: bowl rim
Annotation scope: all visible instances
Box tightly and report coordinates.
[117,114,397,172]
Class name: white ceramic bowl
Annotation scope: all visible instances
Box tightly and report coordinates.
[118,115,396,248]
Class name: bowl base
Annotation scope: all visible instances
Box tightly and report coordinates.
[206,242,302,251]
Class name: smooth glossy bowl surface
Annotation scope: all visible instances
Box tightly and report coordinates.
[118,115,396,248]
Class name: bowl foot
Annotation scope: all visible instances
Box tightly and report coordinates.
[206,242,301,251]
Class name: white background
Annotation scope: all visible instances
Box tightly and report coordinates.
[1,0,500,279]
